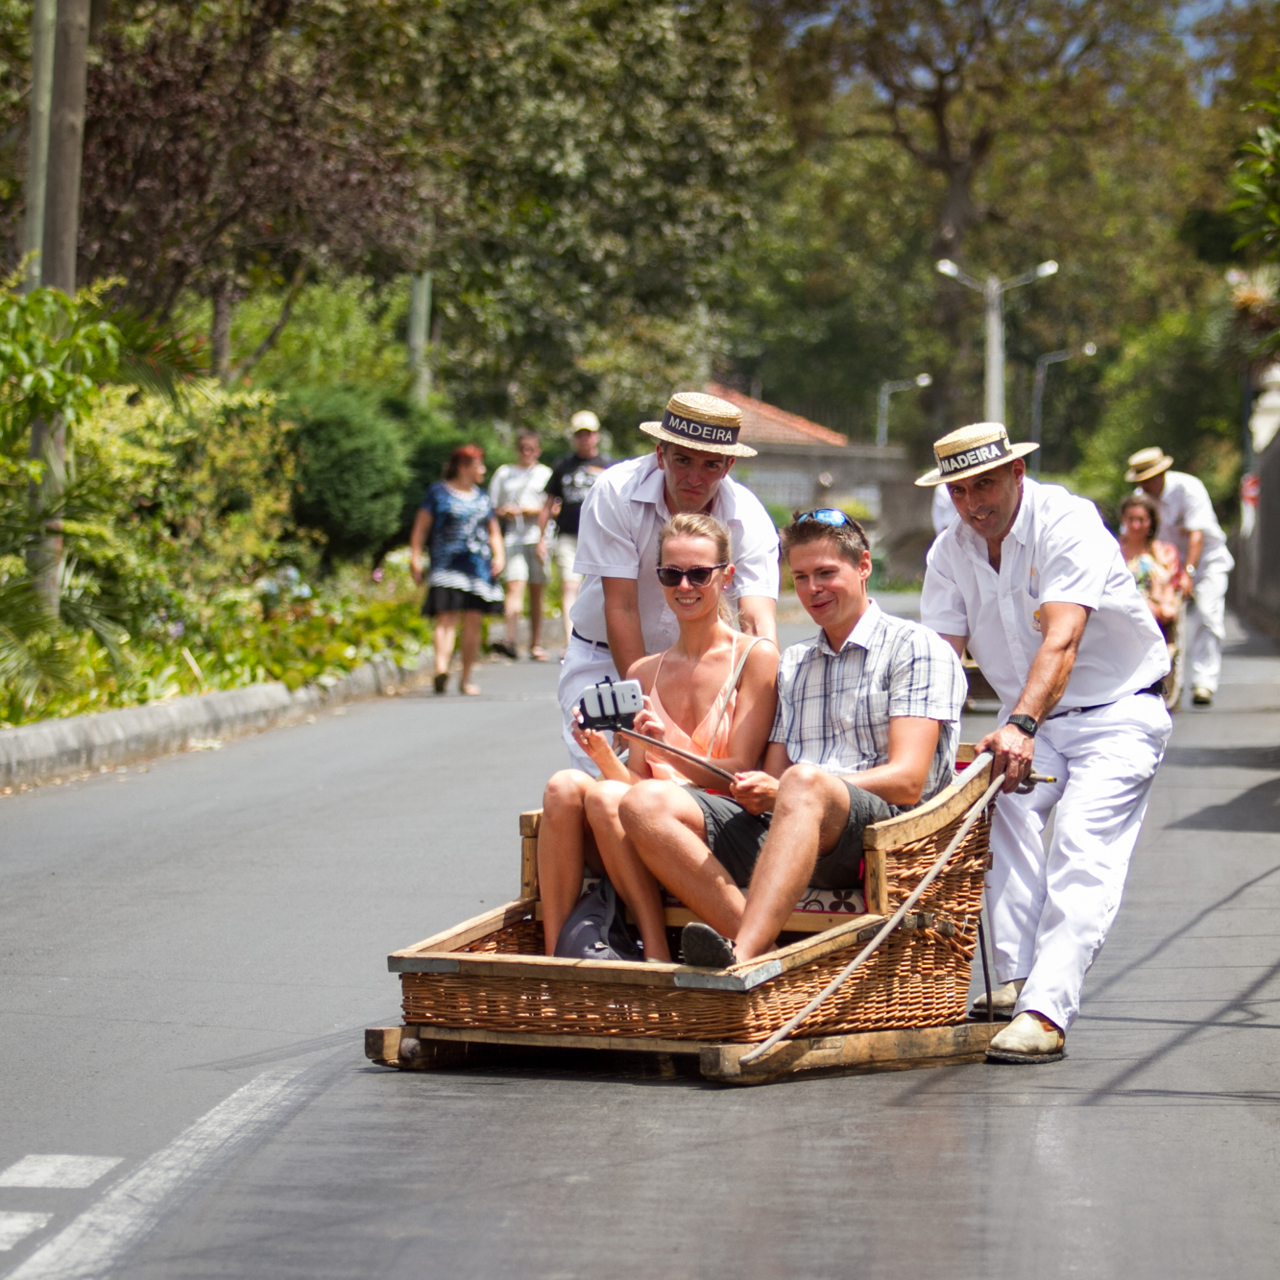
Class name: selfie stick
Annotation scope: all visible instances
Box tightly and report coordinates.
[613,728,736,784]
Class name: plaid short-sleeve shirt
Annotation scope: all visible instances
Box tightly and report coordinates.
[770,601,967,804]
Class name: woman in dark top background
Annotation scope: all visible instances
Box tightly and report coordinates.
[409,444,504,695]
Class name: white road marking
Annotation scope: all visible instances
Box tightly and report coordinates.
[0,1216,52,1253]
[0,1156,122,1189]
[6,1066,311,1280]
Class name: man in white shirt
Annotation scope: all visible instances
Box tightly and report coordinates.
[1126,447,1234,706]
[921,423,1171,1064]
[489,430,553,660]
[558,390,780,771]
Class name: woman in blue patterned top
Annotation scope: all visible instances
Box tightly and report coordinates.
[409,444,505,695]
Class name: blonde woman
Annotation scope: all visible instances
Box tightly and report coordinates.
[537,513,779,960]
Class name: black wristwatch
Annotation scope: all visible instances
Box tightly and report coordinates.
[1007,713,1038,739]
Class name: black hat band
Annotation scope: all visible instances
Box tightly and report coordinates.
[660,409,739,447]
[937,436,1011,476]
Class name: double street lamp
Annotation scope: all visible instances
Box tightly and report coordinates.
[876,372,932,447]
[936,257,1059,426]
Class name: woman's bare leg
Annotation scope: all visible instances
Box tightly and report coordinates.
[459,611,483,693]
[537,769,600,954]
[620,780,748,940]
[433,611,458,677]
[586,780,671,962]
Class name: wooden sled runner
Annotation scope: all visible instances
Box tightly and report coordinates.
[366,753,1000,1085]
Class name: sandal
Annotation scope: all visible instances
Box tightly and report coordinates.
[529,646,549,662]
[461,682,481,696]
[433,673,448,695]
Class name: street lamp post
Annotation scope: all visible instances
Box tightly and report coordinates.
[875,372,932,447]
[1030,342,1096,473]
[936,257,1059,426]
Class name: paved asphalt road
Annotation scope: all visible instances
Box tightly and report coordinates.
[2,602,1279,1278]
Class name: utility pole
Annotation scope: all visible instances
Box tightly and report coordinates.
[408,272,433,407]
[28,0,91,614]
[23,0,57,292]
[875,373,932,447]
[936,258,1059,427]
[1030,342,1095,474]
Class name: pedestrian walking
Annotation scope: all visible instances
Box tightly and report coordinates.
[489,430,553,660]
[409,444,504,696]
[920,423,1171,1064]
[1126,446,1234,706]
[556,390,780,773]
[538,410,613,650]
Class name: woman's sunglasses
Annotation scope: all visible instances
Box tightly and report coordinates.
[656,563,728,588]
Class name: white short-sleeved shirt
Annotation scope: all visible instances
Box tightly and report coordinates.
[921,479,1169,713]
[1143,471,1233,570]
[489,463,552,545]
[570,454,780,652]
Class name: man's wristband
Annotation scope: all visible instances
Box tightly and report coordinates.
[1007,713,1038,739]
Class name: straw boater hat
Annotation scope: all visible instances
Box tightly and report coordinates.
[639,390,758,459]
[1124,447,1174,483]
[570,410,600,433]
[915,422,1038,487]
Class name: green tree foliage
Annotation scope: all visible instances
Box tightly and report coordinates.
[285,386,410,565]
[1231,73,1280,264]
[1074,307,1240,515]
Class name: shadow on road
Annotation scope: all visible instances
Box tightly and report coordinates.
[1169,773,1280,831]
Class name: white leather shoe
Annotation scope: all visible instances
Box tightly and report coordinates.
[970,978,1024,1020]
[986,1011,1065,1064]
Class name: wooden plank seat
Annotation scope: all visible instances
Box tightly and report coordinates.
[523,827,866,936]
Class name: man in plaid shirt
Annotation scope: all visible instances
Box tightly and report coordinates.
[619,511,967,968]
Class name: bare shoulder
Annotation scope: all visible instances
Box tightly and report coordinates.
[627,651,663,689]
[743,634,781,677]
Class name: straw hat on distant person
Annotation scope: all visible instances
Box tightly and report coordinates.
[639,390,758,459]
[915,422,1038,486]
[1124,447,1174,484]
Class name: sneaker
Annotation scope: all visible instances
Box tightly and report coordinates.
[1192,687,1212,706]
[680,922,736,969]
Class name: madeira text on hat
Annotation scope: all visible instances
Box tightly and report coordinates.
[570,410,600,433]
[1124,447,1174,484]
[915,422,1038,487]
[638,390,758,459]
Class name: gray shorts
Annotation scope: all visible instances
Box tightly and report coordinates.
[688,783,896,890]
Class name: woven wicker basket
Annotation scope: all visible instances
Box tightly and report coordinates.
[395,795,990,1045]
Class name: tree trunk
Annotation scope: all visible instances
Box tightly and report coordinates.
[41,0,90,295]
[30,0,91,617]
[408,272,432,406]
[211,279,233,383]
[23,0,57,292]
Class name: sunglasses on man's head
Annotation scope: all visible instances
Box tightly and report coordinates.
[796,508,855,528]
[656,563,728,588]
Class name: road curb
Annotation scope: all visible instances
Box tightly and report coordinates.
[0,651,432,789]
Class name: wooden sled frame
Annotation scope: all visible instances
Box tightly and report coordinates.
[367,752,999,1084]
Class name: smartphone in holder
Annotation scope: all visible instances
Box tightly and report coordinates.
[577,677,645,731]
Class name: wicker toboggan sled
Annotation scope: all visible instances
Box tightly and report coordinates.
[366,752,1001,1084]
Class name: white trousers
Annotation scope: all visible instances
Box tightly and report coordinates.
[1186,554,1230,694]
[556,634,618,774]
[987,692,1171,1031]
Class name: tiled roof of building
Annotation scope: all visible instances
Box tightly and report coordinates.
[707,383,848,448]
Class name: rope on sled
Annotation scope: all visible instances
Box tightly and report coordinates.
[738,753,1007,1068]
